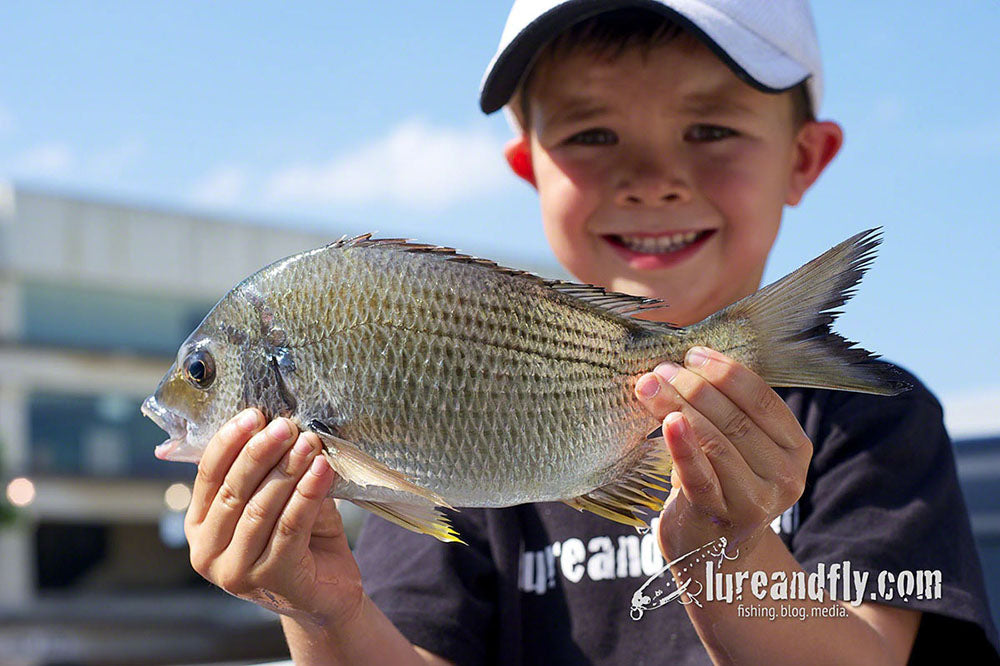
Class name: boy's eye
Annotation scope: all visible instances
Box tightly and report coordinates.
[565,128,618,146]
[685,125,737,142]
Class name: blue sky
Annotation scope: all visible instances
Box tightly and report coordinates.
[2,2,998,403]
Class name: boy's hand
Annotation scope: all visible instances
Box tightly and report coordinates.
[634,347,813,559]
[185,409,365,628]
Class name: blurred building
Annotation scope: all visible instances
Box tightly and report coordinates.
[945,390,1000,629]
[0,183,343,664]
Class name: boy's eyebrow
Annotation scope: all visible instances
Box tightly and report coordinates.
[544,98,612,125]
[679,95,756,117]
[545,94,762,126]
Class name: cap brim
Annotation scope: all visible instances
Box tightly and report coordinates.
[480,0,810,114]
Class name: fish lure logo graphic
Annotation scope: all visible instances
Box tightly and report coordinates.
[630,537,737,620]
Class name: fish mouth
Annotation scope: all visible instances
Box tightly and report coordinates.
[141,396,198,462]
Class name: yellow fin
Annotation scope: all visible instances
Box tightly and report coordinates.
[313,429,452,510]
[354,499,465,544]
[563,437,672,527]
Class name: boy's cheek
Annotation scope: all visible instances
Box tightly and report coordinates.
[694,158,772,207]
[539,213,605,288]
[536,173,589,230]
[541,149,617,193]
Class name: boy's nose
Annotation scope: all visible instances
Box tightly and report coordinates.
[614,160,689,207]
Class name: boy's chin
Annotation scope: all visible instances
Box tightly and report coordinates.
[602,273,723,326]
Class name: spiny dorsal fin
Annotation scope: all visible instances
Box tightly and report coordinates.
[330,232,672,320]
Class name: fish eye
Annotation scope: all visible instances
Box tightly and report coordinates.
[183,350,216,389]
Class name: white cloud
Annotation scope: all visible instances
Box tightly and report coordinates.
[13,143,74,175]
[942,386,1000,439]
[263,119,510,211]
[190,165,249,206]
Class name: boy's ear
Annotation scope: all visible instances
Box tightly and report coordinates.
[504,135,536,187]
[786,121,843,206]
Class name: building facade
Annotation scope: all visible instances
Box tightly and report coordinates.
[946,390,1000,628]
[0,182,341,608]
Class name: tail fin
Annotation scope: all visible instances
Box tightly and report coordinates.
[694,228,908,396]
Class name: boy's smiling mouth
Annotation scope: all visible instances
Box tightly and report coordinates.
[602,229,715,269]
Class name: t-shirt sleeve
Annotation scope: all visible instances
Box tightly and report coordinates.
[790,375,999,659]
[353,508,498,665]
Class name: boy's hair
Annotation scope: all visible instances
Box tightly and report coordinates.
[512,9,815,131]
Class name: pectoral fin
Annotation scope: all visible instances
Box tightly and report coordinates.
[308,421,452,509]
[563,437,672,527]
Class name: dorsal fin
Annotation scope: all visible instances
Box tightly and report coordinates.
[329,232,674,321]
[546,281,671,318]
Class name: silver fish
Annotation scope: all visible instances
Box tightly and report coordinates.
[142,229,904,542]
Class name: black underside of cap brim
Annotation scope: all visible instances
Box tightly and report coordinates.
[480,0,799,114]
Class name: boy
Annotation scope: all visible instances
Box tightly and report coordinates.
[182,1,998,663]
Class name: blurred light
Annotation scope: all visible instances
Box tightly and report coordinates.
[164,483,191,511]
[6,477,35,507]
[96,394,134,423]
[159,510,187,548]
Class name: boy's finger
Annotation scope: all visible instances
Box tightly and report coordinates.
[654,361,782,480]
[662,412,726,516]
[231,431,323,565]
[188,409,264,527]
[682,347,810,452]
[198,418,299,556]
[640,367,757,486]
[266,455,338,561]
[635,371,683,420]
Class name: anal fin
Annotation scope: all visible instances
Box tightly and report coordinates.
[309,421,452,510]
[354,499,465,544]
[563,437,672,527]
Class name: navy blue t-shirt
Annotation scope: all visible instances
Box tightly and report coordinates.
[355,369,999,664]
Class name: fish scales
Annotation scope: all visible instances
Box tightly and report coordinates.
[143,230,906,541]
[246,243,659,506]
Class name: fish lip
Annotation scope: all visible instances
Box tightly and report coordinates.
[141,396,189,460]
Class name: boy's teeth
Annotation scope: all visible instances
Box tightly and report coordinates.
[617,231,702,254]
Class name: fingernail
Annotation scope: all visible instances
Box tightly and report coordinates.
[238,409,260,431]
[665,411,687,436]
[685,347,709,368]
[293,435,313,456]
[654,362,681,383]
[268,419,293,443]
[663,412,693,457]
[310,455,329,475]
[636,374,660,399]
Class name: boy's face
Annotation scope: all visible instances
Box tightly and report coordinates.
[517,36,829,326]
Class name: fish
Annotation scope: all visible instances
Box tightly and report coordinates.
[141,228,906,543]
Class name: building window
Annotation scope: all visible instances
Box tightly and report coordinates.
[22,281,212,356]
[29,391,193,479]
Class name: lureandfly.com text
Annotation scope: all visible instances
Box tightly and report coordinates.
[706,560,942,607]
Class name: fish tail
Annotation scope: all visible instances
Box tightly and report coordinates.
[683,228,908,395]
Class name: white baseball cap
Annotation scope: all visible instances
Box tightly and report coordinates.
[480,0,823,115]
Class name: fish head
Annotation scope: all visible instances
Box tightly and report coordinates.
[142,306,254,463]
